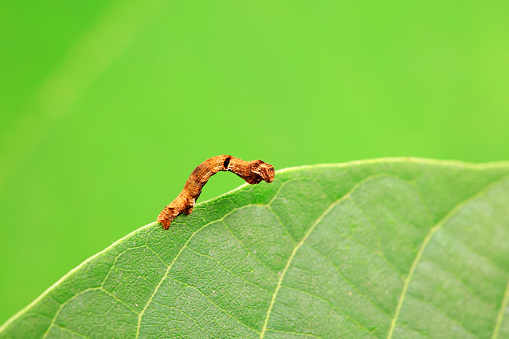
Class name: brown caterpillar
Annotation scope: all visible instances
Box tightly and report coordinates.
[158,155,275,229]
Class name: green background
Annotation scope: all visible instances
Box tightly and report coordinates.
[0,0,508,324]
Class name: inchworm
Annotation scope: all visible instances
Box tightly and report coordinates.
[158,155,275,229]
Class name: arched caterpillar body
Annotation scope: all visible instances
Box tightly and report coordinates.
[158,155,275,229]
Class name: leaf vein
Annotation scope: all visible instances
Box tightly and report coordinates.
[282,284,374,336]
[221,220,279,275]
[492,277,509,339]
[101,288,140,315]
[305,242,391,318]
[260,174,385,338]
[343,199,406,277]
[424,256,493,305]
[53,324,89,338]
[387,175,509,338]
[266,328,324,338]
[185,244,274,294]
[43,287,103,338]
[405,295,478,337]
[147,299,218,338]
[168,276,260,333]
[135,206,255,338]
[268,180,297,244]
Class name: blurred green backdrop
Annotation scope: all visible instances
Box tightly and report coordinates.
[1,0,508,324]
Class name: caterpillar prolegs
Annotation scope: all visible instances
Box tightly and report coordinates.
[158,155,275,229]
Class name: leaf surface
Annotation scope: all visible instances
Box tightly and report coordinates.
[2,158,509,338]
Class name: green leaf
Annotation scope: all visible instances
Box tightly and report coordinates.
[2,158,509,338]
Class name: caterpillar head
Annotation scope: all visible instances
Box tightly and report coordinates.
[247,160,275,184]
